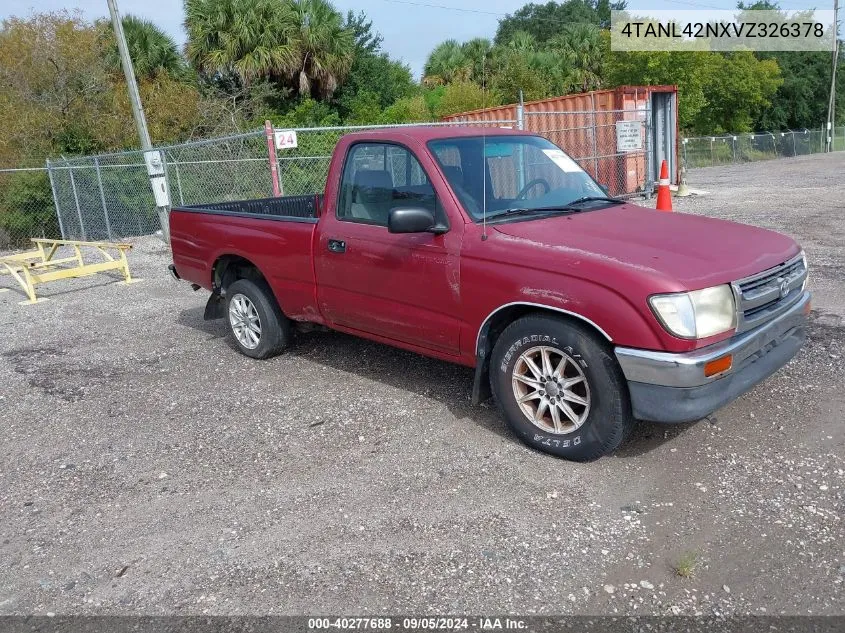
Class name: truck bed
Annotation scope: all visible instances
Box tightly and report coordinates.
[177,194,323,222]
[170,195,321,320]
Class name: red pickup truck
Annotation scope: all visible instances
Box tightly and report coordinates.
[169,126,810,461]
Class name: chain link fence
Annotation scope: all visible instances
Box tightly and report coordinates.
[523,108,652,197]
[2,119,844,250]
[0,168,59,250]
[47,121,518,244]
[682,126,845,168]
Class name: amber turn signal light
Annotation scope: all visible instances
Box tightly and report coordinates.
[704,354,733,377]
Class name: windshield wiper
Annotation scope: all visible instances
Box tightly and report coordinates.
[486,197,624,221]
[562,196,625,207]
[487,206,579,220]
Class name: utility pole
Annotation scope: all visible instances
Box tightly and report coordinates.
[826,0,839,152]
[106,0,171,242]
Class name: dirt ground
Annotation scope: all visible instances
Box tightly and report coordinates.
[0,153,842,617]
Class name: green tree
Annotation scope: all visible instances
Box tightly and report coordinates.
[185,0,295,85]
[334,9,414,120]
[288,0,354,98]
[101,15,188,80]
[490,40,551,102]
[435,80,501,117]
[461,38,494,85]
[0,172,58,246]
[605,51,711,130]
[495,1,623,45]
[692,52,782,133]
[185,0,353,99]
[382,95,431,123]
[548,23,604,92]
[423,40,471,85]
[343,9,382,54]
[756,49,844,130]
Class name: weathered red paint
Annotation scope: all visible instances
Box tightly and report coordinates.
[170,126,801,367]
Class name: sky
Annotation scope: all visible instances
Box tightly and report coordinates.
[1,0,834,77]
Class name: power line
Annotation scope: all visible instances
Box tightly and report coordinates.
[382,0,832,14]
[826,0,839,152]
[380,0,770,19]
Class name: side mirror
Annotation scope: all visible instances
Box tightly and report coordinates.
[599,183,610,195]
[388,207,438,234]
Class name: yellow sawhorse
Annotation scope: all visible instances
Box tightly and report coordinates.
[0,238,142,305]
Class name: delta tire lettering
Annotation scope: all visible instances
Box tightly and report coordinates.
[500,336,588,374]
[533,433,582,447]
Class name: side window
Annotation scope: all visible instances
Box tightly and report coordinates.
[338,143,440,227]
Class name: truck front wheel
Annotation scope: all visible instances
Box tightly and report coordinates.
[225,278,290,359]
[490,315,634,461]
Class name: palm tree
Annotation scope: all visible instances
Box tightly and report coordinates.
[423,40,471,85]
[102,15,187,80]
[184,0,297,86]
[461,37,492,85]
[549,24,603,93]
[288,0,354,98]
[184,0,353,98]
[505,30,538,53]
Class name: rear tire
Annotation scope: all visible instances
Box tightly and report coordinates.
[490,315,634,461]
[225,279,290,359]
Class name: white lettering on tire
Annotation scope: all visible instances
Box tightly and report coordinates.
[533,433,582,447]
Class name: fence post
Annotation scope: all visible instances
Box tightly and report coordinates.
[93,157,114,241]
[264,120,282,196]
[46,159,66,240]
[517,91,525,131]
[66,158,86,241]
[591,112,599,181]
[643,100,653,198]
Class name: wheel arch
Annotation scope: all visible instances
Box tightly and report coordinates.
[211,253,269,291]
[205,254,274,321]
[471,302,612,405]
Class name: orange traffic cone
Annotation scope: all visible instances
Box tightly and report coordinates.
[655,159,672,212]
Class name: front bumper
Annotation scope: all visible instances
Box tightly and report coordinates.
[615,291,810,423]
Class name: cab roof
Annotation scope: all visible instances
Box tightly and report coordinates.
[341,125,526,142]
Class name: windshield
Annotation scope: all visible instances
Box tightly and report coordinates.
[428,135,608,221]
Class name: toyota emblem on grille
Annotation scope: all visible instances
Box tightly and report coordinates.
[778,278,789,298]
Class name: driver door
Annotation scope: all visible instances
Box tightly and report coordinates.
[314,142,463,355]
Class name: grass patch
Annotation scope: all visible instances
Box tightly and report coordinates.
[673,551,699,579]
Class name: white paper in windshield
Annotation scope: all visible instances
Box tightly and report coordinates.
[542,149,581,173]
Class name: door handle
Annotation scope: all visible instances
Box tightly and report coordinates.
[327,239,346,253]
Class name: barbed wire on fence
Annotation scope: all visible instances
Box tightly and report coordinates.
[2,120,844,249]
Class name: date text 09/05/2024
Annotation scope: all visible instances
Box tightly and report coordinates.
[307,617,528,630]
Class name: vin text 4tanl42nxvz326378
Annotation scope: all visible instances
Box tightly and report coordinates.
[168,127,810,461]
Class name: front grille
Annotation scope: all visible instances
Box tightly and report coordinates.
[733,253,807,332]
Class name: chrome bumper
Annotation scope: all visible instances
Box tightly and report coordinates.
[615,291,810,423]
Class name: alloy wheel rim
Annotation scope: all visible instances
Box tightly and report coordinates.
[511,345,591,434]
[228,294,261,350]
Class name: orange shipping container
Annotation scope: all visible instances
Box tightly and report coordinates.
[441,86,679,195]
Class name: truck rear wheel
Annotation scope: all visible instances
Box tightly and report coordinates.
[490,315,634,461]
[225,279,290,359]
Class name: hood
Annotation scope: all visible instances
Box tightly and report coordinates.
[492,204,800,290]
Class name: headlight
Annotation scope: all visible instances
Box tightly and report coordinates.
[649,285,737,339]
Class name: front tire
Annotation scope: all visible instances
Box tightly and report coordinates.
[225,278,290,359]
[490,315,633,461]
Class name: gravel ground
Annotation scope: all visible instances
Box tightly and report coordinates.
[0,153,843,617]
